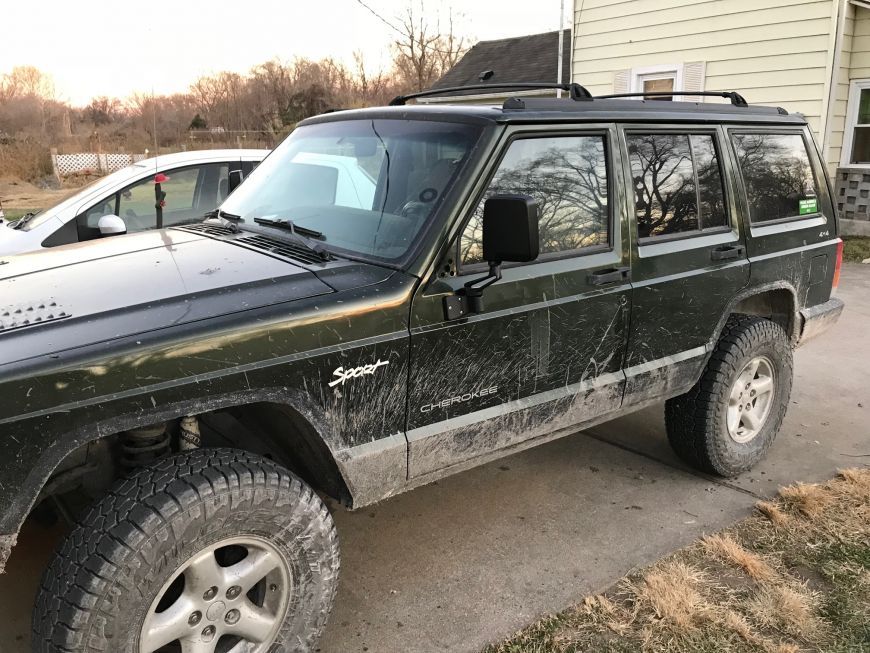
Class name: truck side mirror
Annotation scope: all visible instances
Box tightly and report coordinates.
[482,194,540,264]
[443,194,540,321]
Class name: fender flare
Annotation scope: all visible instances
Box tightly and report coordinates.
[2,386,350,537]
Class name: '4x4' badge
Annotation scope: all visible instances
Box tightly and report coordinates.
[328,359,389,387]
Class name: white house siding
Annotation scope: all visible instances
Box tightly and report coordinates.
[828,4,870,173]
[572,0,835,138]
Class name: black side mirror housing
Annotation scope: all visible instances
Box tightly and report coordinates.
[228,169,245,193]
[482,194,540,263]
[443,194,540,321]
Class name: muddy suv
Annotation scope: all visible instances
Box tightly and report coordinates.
[0,84,844,652]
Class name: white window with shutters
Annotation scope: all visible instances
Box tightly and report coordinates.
[613,63,706,102]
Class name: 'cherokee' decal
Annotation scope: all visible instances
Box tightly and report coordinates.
[420,385,498,412]
[328,359,389,388]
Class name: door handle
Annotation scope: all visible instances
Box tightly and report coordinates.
[711,245,744,261]
[589,266,630,285]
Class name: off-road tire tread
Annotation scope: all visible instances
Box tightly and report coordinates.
[665,315,793,476]
[32,448,339,653]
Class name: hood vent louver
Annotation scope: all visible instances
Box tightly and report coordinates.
[0,299,70,334]
[176,224,333,266]
[181,223,239,238]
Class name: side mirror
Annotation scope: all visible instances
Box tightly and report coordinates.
[228,169,244,193]
[443,194,540,320]
[98,214,127,237]
[482,194,540,264]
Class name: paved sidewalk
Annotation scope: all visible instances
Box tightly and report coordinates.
[1,265,866,653]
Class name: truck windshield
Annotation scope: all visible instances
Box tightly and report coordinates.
[221,118,482,261]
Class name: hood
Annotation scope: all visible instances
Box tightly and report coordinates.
[0,228,344,364]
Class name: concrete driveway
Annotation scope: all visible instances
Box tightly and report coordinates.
[1,265,867,653]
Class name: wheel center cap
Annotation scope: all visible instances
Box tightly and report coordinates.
[206,600,227,622]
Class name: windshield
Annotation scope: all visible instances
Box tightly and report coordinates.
[221,119,482,261]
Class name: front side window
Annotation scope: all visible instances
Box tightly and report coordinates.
[731,133,819,223]
[460,135,609,266]
[627,133,728,239]
[221,119,482,261]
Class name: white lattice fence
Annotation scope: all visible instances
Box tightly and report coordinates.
[52,152,147,177]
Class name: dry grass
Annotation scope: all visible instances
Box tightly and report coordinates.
[748,584,822,640]
[755,500,789,527]
[485,468,870,653]
[632,561,710,632]
[702,533,778,582]
[778,482,830,517]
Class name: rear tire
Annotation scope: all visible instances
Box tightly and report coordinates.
[32,448,340,653]
[665,316,793,476]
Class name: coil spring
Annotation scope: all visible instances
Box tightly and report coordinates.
[120,424,170,468]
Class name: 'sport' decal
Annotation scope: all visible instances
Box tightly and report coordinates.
[328,359,389,388]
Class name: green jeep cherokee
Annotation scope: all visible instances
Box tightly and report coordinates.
[0,85,844,653]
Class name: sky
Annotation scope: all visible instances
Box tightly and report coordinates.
[0,0,571,107]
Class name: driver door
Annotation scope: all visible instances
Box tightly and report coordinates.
[405,126,632,479]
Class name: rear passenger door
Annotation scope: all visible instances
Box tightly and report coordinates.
[406,126,632,478]
[620,126,750,405]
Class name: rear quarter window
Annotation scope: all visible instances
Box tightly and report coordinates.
[731,132,820,223]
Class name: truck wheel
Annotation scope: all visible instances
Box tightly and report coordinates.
[32,448,340,653]
[665,316,793,476]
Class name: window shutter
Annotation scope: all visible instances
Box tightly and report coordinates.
[681,62,706,101]
[613,70,630,94]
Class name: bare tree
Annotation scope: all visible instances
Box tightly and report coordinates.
[391,2,468,92]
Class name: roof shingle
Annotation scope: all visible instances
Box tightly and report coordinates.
[431,30,572,95]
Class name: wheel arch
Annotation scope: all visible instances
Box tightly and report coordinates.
[7,387,353,539]
[715,282,801,346]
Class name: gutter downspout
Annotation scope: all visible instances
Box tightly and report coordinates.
[822,0,848,171]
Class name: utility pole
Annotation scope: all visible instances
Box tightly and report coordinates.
[152,86,158,154]
[556,0,565,98]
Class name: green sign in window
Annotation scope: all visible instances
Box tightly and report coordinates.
[799,198,818,215]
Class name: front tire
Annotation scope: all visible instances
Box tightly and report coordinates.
[665,316,793,476]
[33,449,340,653]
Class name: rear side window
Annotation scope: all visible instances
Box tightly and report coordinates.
[460,134,609,266]
[731,133,819,223]
[627,133,728,239]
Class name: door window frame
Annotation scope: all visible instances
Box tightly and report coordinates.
[620,125,735,247]
[841,78,870,168]
[454,127,616,275]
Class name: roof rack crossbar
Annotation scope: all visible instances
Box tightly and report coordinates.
[388,82,593,106]
[595,90,749,107]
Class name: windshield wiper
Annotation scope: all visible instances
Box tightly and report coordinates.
[202,209,241,232]
[12,211,37,230]
[253,217,324,239]
[253,217,330,261]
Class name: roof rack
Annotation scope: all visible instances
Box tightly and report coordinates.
[389,82,593,106]
[595,90,749,107]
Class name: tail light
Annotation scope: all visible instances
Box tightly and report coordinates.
[832,240,843,290]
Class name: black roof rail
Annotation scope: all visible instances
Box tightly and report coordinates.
[595,90,750,107]
[389,82,593,106]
